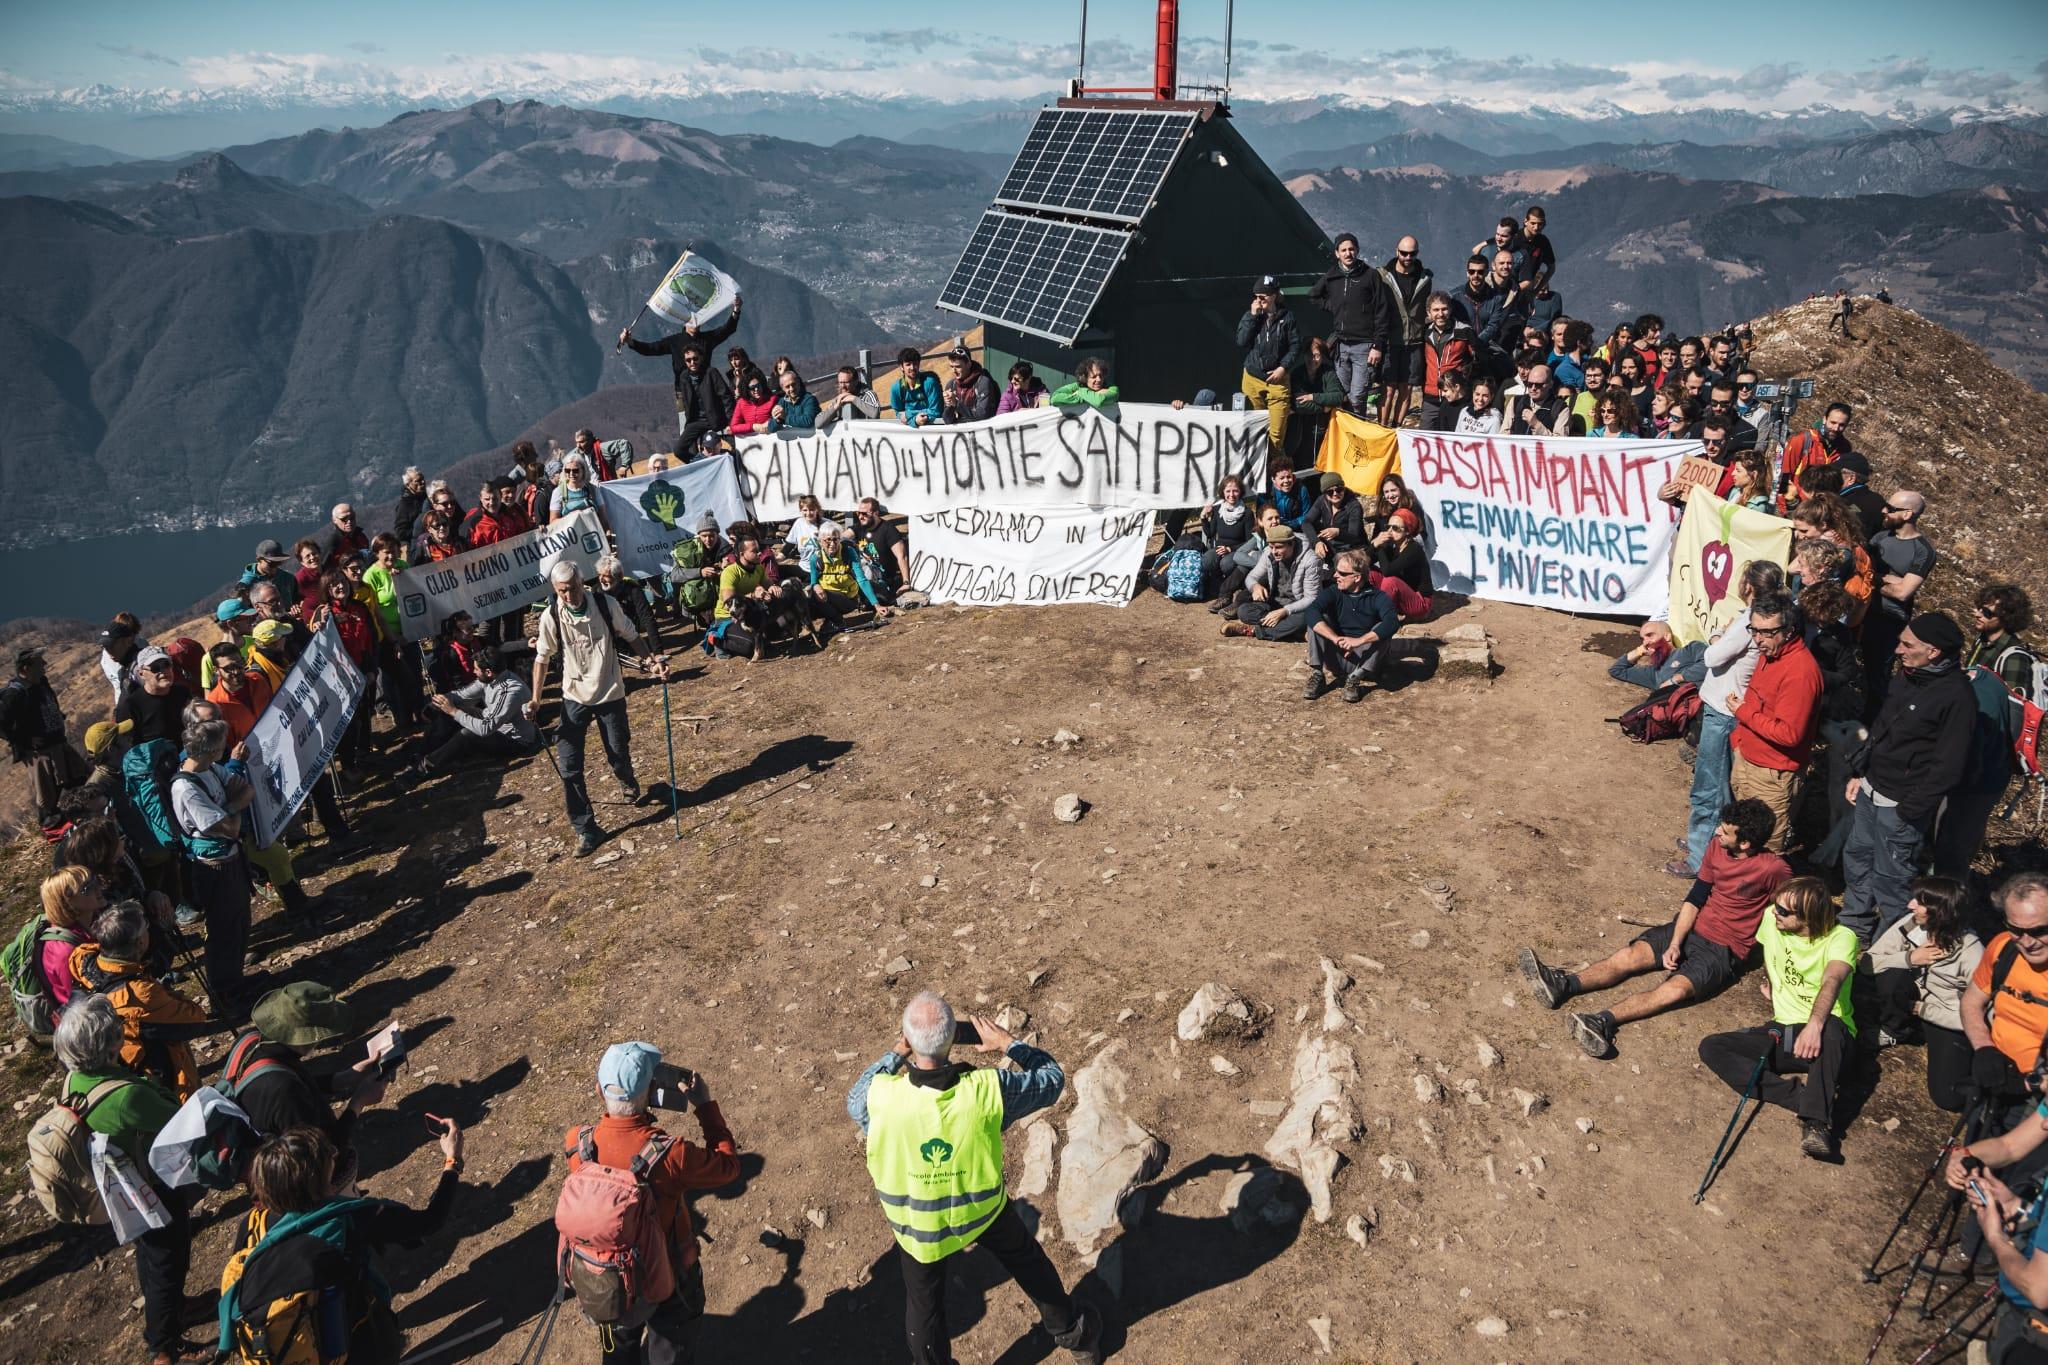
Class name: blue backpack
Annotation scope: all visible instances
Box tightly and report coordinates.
[1158,543,1207,602]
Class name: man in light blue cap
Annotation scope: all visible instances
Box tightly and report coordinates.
[561,1040,740,1363]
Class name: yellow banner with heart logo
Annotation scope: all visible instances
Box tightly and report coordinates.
[1668,486,1794,646]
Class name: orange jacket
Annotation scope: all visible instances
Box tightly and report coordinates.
[562,1106,739,1268]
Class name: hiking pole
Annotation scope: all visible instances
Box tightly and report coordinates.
[660,672,682,841]
[1869,1149,1989,1359]
[1865,1101,1980,1282]
[1905,1283,1999,1365]
[513,1283,567,1365]
[1694,1050,1768,1204]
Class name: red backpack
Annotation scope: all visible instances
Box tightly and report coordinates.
[554,1129,676,1329]
[1612,680,1702,744]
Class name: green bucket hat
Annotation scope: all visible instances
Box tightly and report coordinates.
[251,982,354,1049]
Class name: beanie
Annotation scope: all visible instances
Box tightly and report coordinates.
[1907,611,1963,658]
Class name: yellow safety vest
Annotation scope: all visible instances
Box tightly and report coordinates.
[865,1067,1007,1262]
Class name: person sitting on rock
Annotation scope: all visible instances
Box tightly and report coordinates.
[1519,799,1787,1060]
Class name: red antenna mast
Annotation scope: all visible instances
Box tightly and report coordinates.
[1073,0,1186,101]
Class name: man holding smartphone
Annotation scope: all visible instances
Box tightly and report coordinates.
[1947,1104,2048,1358]
[847,990,1103,1365]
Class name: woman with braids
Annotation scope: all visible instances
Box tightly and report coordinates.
[1867,876,1982,1111]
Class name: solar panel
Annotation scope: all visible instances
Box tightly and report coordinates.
[937,210,1133,344]
[993,108,1197,224]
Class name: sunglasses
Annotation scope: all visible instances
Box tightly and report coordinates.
[1466,267,1484,276]
[2007,922,2048,942]
[1884,504,1912,514]
[1397,249,1417,258]
[1737,382,1757,390]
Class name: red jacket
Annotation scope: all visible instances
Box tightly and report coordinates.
[1732,635,1824,771]
[324,600,378,668]
[729,394,777,435]
[563,1106,739,1268]
[468,508,525,547]
[1422,325,1476,399]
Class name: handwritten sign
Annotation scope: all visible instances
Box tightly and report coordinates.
[1671,455,1727,495]
[735,403,1268,517]
[1668,486,1795,646]
[244,622,364,848]
[905,505,1154,608]
[1399,432,1700,614]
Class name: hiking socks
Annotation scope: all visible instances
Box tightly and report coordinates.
[1562,973,1582,998]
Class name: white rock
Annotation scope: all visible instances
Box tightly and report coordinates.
[1013,1120,1057,1199]
[1474,1038,1503,1069]
[1264,1032,1361,1223]
[1053,793,1087,824]
[1176,983,1261,1043]
[1377,1154,1417,1183]
[1512,1088,1549,1119]
[805,1208,829,1230]
[1409,929,1431,949]
[918,875,938,888]
[1345,1211,1374,1249]
[1220,1167,1301,1231]
[1057,1042,1167,1255]
[1209,1055,1241,1077]
[1319,956,1353,1032]
[1413,1074,1443,1105]
[884,955,913,976]
[1475,1316,1509,1338]
[1308,1315,1333,1354]
[1575,1117,1596,1135]
[1052,728,1083,748]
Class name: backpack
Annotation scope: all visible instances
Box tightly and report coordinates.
[26,1077,131,1224]
[554,1128,677,1328]
[219,1202,402,1365]
[1612,679,1702,744]
[121,738,182,857]
[1153,543,1207,603]
[189,1032,290,1189]
[4,916,79,1040]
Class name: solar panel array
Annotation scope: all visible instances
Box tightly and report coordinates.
[938,211,1133,345]
[940,106,1199,342]
[993,108,1198,224]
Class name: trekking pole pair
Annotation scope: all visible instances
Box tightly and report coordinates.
[1864,1098,1992,1364]
[1694,1050,1768,1203]
[1864,1100,1983,1283]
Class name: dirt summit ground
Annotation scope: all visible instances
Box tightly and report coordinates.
[0,583,2028,1365]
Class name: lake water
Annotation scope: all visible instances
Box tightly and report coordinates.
[0,524,302,627]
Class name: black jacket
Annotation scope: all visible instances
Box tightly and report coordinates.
[1308,263,1396,350]
[392,488,427,542]
[1379,259,1433,345]
[1857,663,1975,822]
[627,310,741,447]
[0,677,64,759]
[944,366,1000,424]
[1805,618,1867,724]
[1236,306,1302,378]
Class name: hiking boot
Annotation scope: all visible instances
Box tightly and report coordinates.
[1341,668,1369,703]
[1054,1300,1104,1365]
[151,1338,212,1364]
[1662,858,1696,880]
[575,828,603,858]
[1570,1011,1617,1059]
[630,785,659,807]
[1301,670,1326,701]
[1518,947,1570,1010]
[1800,1120,1838,1160]
[1222,621,1254,638]
[1207,598,1229,614]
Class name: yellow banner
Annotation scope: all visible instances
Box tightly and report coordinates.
[1315,411,1401,495]
[1668,486,1794,646]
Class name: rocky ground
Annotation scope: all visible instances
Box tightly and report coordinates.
[0,585,2036,1364]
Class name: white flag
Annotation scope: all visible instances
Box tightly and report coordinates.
[645,251,740,331]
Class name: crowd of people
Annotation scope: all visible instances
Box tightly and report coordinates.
[1,197,2042,1365]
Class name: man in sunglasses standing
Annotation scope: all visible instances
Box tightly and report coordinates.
[1863,489,1937,707]
[1945,873,2048,1271]
[1840,612,1975,944]
[1376,236,1432,430]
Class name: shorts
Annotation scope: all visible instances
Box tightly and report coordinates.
[1633,920,1741,998]
[1395,344,1426,386]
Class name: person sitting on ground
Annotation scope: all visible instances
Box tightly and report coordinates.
[943,345,1000,424]
[785,493,846,560]
[1199,475,1257,594]
[1210,504,1282,618]
[890,348,945,427]
[1050,356,1118,410]
[1266,460,1313,532]
[669,513,730,630]
[427,611,479,693]
[818,366,880,428]
[52,995,206,1365]
[69,900,213,1099]
[766,367,821,433]
[1302,550,1400,704]
[1867,876,1981,1110]
[711,536,799,662]
[1305,473,1366,562]
[804,526,890,626]
[563,1041,740,1363]
[415,645,538,778]
[1697,875,1859,1160]
[1520,799,1787,1061]
[1369,507,1432,616]
[221,1121,464,1362]
[853,498,911,601]
[1223,524,1326,643]
[997,360,1049,414]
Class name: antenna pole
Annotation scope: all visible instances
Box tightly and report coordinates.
[1077,0,1088,92]
[1222,0,1234,104]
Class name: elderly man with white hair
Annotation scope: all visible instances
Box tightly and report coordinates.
[528,562,666,856]
[316,500,369,569]
[53,995,204,1364]
[847,989,1102,1365]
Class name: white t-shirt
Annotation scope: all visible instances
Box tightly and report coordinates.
[785,516,846,554]
[170,765,235,856]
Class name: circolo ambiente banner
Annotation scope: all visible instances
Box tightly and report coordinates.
[734,403,1269,520]
[595,457,751,584]
[1398,431,1701,615]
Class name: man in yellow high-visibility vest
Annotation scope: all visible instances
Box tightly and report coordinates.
[848,989,1102,1364]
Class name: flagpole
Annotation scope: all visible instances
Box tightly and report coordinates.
[614,248,695,354]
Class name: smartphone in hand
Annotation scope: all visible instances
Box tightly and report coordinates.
[650,1062,698,1111]
[368,1024,407,1080]
[952,1021,981,1047]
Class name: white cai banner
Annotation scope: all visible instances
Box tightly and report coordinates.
[392,510,607,642]
[595,457,751,582]
[735,403,1268,518]
[1398,431,1699,615]
[246,621,365,849]
[906,505,1153,608]
[645,250,740,331]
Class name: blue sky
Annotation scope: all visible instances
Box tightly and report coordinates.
[3,0,2043,111]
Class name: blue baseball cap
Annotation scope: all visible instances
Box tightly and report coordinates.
[215,598,253,624]
[598,1041,661,1100]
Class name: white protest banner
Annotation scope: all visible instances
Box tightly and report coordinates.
[1399,431,1700,615]
[245,621,364,849]
[735,403,1268,518]
[645,250,740,331]
[595,457,751,582]
[392,510,606,642]
[906,505,1154,608]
